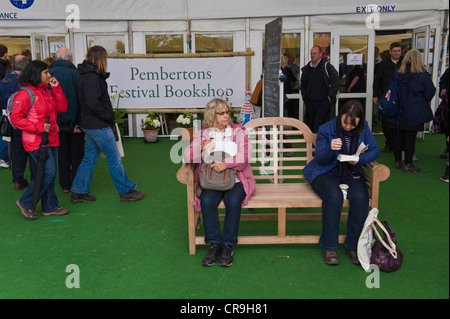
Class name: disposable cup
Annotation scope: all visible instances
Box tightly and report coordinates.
[339,184,349,200]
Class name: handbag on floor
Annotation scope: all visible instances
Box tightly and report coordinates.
[370,219,403,272]
[358,208,403,272]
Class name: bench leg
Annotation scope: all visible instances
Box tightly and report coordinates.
[278,207,286,237]
[188,206,197,255]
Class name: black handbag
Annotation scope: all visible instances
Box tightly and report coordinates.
[0,115,13,137]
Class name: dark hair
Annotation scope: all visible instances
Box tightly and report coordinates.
[0,44,8,57]
[19,60,49,87]
[337,100,365,134]
[390,42,401,50]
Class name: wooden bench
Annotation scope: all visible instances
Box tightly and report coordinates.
[177,117,390,255]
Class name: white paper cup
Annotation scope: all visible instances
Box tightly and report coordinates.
[339,184,349,200]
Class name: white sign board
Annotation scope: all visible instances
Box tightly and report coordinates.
[107,57,246,109]
[347,53,363,65]
[49,42,65,53]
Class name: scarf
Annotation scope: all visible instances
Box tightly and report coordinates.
[334,122,360,179]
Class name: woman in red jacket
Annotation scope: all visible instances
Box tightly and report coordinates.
[10,60,68,220]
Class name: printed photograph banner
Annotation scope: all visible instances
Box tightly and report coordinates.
[107,57,246,109]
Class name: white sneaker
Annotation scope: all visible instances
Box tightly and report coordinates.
[0,159,9,168]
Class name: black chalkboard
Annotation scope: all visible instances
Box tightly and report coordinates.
[263,17,282,117]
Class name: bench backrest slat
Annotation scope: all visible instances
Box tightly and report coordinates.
[244,117,316,185]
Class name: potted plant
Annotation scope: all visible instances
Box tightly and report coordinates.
[176,112,194,140]
[141,112,161,143]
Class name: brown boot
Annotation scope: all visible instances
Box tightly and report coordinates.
[403,163,421,172]
[346,249,360,265]
[16,200,38,220]
[71,192,97,203]
[324,250,339,265]
[120,190,145,202]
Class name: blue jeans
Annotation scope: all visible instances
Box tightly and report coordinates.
[311,170,369,251]
[19,147,59,213]
[71,127,136,196]
[0,136,8,162]
[200,182,246,246]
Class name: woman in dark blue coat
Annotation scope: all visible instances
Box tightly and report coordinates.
[389,49,436,172]
[303,100,379,265]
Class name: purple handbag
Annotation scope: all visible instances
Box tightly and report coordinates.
[370,220,403,272]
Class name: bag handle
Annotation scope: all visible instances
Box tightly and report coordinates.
[371,217,398,259]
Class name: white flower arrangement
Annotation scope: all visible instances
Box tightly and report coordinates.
[176,112,194,128]
[141,113,161,130]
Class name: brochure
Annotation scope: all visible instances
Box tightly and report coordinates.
[337,142,368,162]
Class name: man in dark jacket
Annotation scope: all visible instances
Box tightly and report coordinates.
[49,47,84,192]
[300,46,339,133]
[372,42,403,152]
[0,54,35,190]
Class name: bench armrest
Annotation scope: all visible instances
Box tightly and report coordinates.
[363,161,390,208]
[177,163,195,185]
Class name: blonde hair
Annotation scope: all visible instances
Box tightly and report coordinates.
[399,49,427,74]
[202,98,232,128]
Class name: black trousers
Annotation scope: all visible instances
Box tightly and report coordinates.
[304,97,330,133]
[58,132,85,191]
[11,128,36,184]
[381,114,395,148]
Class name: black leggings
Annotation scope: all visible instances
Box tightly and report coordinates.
[393,130,417,164]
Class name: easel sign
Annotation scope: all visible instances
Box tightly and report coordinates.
[263,17,282,118]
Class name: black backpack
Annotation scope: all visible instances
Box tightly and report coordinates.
[433,94,449,134]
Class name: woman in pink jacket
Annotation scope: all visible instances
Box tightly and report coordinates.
[183,98,256,267]
[10,60,68,220]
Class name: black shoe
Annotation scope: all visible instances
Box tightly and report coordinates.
[202,244,221,266]
[395,160,403,169]
[219,244,233,267]
[71,192,96,203]
[120,190,145,202]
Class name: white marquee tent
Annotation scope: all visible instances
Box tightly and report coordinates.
[1,0,448,135]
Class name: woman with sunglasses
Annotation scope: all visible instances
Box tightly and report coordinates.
[183,98,256,267]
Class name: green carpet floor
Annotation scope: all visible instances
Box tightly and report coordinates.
[0,133,448,300]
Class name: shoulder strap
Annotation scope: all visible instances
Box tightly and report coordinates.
[371,217,398,259]
[21,86,36,118]
[21,86,35,107]
[324,61,329,79]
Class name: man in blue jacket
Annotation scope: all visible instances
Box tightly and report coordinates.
[49,47,84,192]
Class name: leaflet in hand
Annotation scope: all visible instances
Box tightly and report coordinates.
[337,143,368,162]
